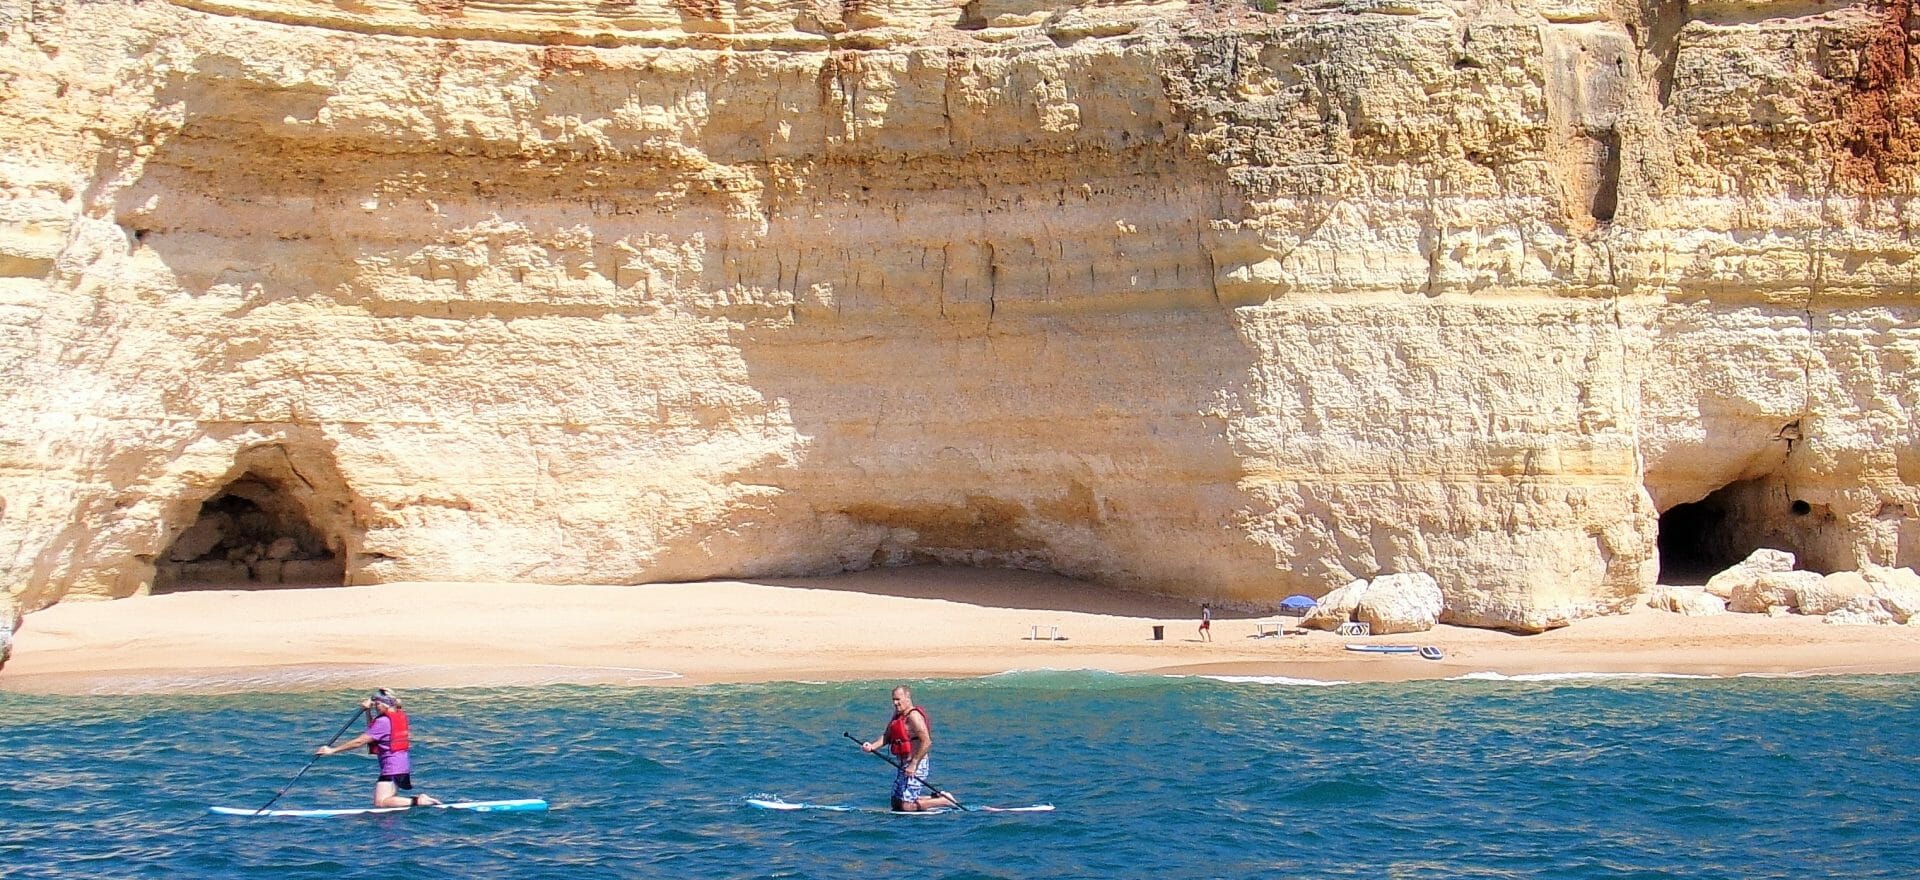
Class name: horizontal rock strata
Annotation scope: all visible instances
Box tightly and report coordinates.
[2,0,1918,632]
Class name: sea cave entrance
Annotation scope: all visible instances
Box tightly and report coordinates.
[152,471,347,593]
[1655,496,1735,585]
[1656,475,1850,584]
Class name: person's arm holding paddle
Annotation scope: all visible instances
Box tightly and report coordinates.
[314,699,374,757]
[315,732,374,757]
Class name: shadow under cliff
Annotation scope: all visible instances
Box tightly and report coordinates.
[749,566,1260,619]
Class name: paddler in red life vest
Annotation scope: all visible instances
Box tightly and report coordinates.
[858,685,958,812]
[314,689,442,808]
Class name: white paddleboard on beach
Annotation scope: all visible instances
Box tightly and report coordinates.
[210,798,548,817]
[747,797,1053,814]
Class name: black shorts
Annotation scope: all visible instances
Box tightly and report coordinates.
[378,773,414,790]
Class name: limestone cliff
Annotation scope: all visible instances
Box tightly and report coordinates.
[1,0,1915,632]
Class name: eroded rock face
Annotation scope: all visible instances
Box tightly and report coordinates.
[3,0,1919,631]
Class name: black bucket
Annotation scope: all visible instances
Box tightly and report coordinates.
[1151,625,1165,640]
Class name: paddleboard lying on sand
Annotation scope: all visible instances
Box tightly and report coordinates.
[747,797,1053,814]
[210,798,548,817]
[1344,644,1421,654]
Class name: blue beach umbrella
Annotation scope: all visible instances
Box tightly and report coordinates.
[1278,595,1317,610]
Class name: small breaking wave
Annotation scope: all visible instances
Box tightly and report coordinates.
[1192,674,1354,687]
[69,663,681,695]
[1449,671,1720,683]
[984,667,1114,677]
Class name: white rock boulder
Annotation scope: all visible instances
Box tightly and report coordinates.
[1647,587,1728,617]
[1729,570,1823,614]
[1354,573,1445,635]
[1863,564,1920,624]
[1824,596,1897,626]
[1301,579,1370,631]
[1302,573,1442,635]
[1704,549,1797,601]
[1796,571,1874,616]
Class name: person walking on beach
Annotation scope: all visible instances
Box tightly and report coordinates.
[1199,602,1213,642]
[315,688,442,808]
[859,685,958,812]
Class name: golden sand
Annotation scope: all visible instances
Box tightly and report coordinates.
[6,567,1919,694]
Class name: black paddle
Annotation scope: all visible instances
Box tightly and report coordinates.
[841,730,969,811]
[251,706,367,815]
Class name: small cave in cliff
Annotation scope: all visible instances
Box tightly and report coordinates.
[1657,476,1850,584]
[152,473,346,592]
[1656,500,1732,585]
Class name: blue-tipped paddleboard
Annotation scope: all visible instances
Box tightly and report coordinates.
[210,798,548,817]
[747,797,1052,814]
[1344,644,1421,654]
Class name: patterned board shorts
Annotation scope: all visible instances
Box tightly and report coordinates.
[892,758,931,802]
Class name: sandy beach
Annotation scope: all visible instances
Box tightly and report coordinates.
[5,567,1919,694]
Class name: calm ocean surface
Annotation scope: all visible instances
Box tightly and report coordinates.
[4,671,1918,879]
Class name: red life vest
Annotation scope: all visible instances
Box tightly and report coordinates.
[883,706,928,758]
[367,708,410,755]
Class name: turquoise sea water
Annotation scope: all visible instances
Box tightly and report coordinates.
[4,671,1919,879]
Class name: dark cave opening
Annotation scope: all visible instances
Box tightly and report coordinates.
[1656,497,1735,585]
[1657,476,1849,584]
[152,473,345,592]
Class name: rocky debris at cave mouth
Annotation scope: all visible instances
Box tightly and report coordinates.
[1704,549,1797,601]
[1647,587,1728,617]
[1662,552,1920,625]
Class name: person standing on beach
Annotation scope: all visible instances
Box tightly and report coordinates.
[1199,602,1213,642]
[315,689,442,808]
[859,685,958,812]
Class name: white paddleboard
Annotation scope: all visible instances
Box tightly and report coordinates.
[747,797,1053,814]
[210,798,548,817]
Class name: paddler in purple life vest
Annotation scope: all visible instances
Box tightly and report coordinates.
[314,689,442,808]
[858,685,958,812]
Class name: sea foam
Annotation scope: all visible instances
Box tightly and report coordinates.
[1449,670,1719,683]
[1192,674,1353,687]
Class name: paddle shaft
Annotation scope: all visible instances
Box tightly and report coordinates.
[841,730,967,810]
[252,707,367,815]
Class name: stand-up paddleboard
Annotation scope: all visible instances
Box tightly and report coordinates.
[1344,644,1420,654]
[210,798,548,817]
[747,797,1053,814]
